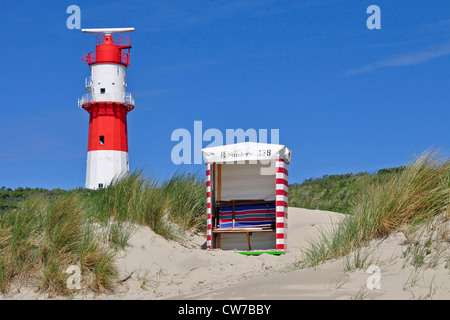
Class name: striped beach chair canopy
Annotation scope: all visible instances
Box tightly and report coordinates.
[202,142,291,164]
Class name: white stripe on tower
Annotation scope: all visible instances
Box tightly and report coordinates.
[86,150,129,189]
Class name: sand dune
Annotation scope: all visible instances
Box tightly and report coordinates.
[94,207,449,300]
[4,207,449,300]
[103,207,343,299]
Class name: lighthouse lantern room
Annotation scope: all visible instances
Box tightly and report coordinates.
[78,28,135,189]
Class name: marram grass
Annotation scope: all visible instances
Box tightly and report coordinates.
[0,193,116,295]
[0,171,206,295]
[301,150,449,268]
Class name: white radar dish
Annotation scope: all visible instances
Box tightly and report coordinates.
[81,28,135,34]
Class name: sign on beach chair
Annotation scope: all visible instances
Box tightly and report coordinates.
[202,142,292,251]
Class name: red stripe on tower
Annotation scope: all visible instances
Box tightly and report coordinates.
[86,103,131,152]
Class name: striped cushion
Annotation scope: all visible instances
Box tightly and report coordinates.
[219,204,276,228]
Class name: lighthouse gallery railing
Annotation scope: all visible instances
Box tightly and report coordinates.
[78,92,135,108]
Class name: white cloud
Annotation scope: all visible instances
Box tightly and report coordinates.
[347,42,450,75]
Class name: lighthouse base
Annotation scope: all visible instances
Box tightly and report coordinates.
[86,150,129,189]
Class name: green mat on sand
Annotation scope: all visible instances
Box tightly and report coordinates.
[236,251,285,256]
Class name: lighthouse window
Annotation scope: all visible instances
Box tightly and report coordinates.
[100,88,106,94]
[99,136,105,145]
[98,183,104,189]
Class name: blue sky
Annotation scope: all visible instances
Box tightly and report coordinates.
[0,0,449,189]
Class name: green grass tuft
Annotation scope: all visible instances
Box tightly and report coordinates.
[301,150,449,268]
[0,171,206,295]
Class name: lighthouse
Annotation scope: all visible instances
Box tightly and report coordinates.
[78,28,135,189]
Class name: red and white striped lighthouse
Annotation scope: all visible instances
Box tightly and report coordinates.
[79,28,135,189]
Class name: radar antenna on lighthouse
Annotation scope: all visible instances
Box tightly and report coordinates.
[78,27,135,189]
[81,27,135,34]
